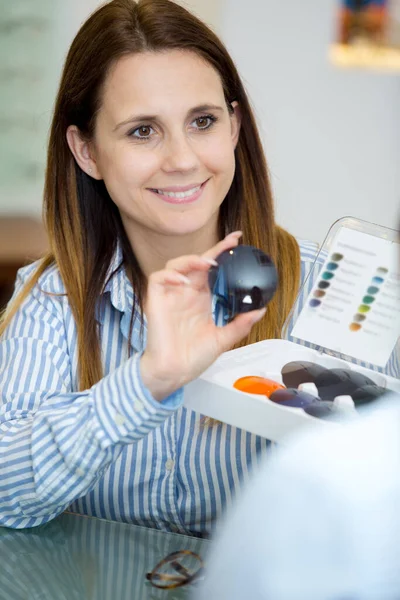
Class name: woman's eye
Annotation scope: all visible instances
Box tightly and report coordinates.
[193,115,216,130]
[130,125,154,139]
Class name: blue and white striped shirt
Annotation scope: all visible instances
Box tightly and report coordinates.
[0,241,398,533]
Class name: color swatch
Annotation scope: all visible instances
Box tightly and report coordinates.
[291,225,400,369]
[309,252,342,309]
[349,265,387,332]
[353,313,366,323]
[326,262,339,271]
[322,271,335,281]
[309,299,322,308]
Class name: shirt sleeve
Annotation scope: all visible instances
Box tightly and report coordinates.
[0,268,183,528]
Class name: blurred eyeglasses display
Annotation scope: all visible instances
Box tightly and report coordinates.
[330,0,400,71]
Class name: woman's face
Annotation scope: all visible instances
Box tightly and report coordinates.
[87,50,240,240]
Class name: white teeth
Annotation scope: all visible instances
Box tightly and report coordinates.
[156,185,201,199]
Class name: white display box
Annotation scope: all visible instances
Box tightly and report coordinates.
[183,218,400,442]
[184,339,400,442]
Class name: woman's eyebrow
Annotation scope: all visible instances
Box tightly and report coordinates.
[114,104,224,131]
[188,104,224,115]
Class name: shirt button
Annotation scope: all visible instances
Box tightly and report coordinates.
[133,400,144,412]
[165,459,175,471]
[115,413,126,426]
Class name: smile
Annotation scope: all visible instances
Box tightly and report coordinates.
[154,185,201,198]
[148,180,208,204]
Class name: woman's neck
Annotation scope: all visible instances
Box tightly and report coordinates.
[123,220,220,279]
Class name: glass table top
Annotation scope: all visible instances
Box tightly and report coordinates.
[0,512,209,599]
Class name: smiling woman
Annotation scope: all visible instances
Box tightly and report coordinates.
[0,0,313,534]
[66,50,240,256]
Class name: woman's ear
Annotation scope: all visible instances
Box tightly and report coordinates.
[230,101,242,148]
[66,125,102,179]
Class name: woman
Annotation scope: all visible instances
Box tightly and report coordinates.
[0,0,394,534]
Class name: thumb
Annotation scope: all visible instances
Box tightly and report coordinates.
[216,308,267,353]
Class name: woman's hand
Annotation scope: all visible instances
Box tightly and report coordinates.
[140,232,266,401]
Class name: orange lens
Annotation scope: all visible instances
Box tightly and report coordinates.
[233,376,285,397]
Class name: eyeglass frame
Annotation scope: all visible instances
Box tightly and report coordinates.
[146,549,204,590]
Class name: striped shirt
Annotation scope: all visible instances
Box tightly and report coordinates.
[0,240,398,533]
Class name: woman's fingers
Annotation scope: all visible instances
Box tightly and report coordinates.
[157,231,242,290]
[148,229,244,298]
[165,255,218,275]
[165,231,242,275]
[202,230,242,262]
[149,268,192,287]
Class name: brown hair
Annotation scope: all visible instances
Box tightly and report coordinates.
[0,0,300,391]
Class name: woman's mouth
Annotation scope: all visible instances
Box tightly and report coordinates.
[148,180,208,204]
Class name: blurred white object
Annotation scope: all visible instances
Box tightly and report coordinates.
[195,395,400,600]
[298,382,319,397]
[333,395,357,413]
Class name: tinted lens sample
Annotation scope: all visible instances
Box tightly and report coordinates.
[233,376,285,397]
[349,323,362,332]
[314,368,376,401]
[326,262,339,271]
[313,290,326,298]
[362,295,375,304]
[281,361,328,388]
[318,281,330,290]
[352,385,388,407]
[269,388,317,408]
[209,245,278,318]
[305,401,342,420]
[331,253,343,261]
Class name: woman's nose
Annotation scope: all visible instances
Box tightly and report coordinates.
[161,133,200,173]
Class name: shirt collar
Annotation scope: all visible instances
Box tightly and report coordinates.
[96,242,146,352]
[102,241,127,314]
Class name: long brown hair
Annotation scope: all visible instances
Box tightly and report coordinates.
[0,0,300,391]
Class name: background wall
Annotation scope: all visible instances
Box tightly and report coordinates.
[1,0,399,244]
[0,0,221,218]
[0,0,58,217]
[220,0,400,243]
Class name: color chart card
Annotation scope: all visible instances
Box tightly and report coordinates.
[291,227,400,367]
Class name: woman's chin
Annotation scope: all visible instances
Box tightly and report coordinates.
[157,213,219,238]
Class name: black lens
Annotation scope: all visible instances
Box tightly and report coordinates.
[281,361,328,388]
[314,368,376,401]
[352,385,389,407]
[209,245,278,318]
[304,401,341,420]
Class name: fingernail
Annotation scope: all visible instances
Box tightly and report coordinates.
[178,274,191,285]
[229,230,242,238]
[203,257,218,266]
[250,307,266,323]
